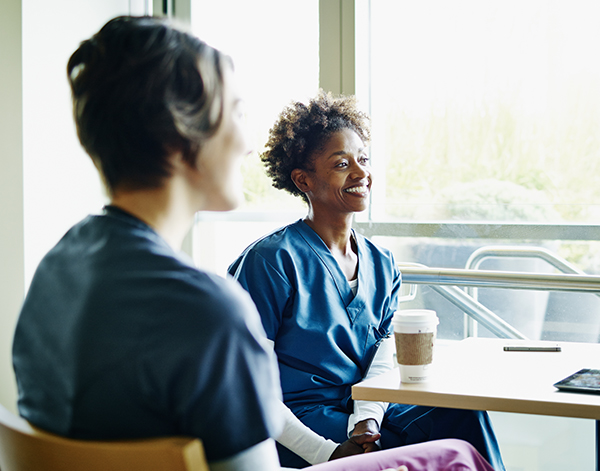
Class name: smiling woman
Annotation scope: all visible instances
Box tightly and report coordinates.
[261,92,370,204]
[263,93,372,279]
[291,128,371,213]
[228,92,505,471]
[294,129,370,231]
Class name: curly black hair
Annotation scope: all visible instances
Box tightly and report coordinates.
[261,91,370,203]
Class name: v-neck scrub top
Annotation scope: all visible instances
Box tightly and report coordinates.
[231,220,506,471]
[229,219,402,411]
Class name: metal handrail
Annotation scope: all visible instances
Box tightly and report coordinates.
[429,284,528,339]
[400,266,600,292]
[466,245,585,275]
[399,265,600,339]
[353,220,600,241]
[398,263,530,339]
[354,219,600,338]
[463,246,594,337]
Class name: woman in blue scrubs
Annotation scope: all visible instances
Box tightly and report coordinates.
[229,92,505,471]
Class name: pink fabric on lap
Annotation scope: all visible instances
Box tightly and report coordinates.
[306,439,495,471]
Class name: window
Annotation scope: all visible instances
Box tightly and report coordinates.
[190,1,600,346]
[362,0,600,226]
[191,0,319,213]
[190,0,319,274]
[353,0,600,346]
[356,5,598,464]
[188,3,596,466]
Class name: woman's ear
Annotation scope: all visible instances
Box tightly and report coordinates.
[291,168,310,193]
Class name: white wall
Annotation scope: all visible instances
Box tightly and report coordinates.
[0,0,25,413]
[22,0,131,285]
[0,0,135,412]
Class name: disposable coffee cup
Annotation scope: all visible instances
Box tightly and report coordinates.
[392,309,439,383]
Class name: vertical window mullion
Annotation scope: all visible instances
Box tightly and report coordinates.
[319,0,355,95]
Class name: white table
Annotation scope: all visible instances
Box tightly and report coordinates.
[352,338,600,470]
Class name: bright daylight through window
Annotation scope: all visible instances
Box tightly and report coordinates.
[365,0,600,226]
[190,0,319,274]
[188,4,599,468]
[359,0,600,342]
[192,0,319,214]
[191,0,600,344]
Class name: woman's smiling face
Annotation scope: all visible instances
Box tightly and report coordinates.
[299,128,372,215]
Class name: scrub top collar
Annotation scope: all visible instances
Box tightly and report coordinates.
[102,204,181,257]
[103,204,151,230]
[295,220,366,321]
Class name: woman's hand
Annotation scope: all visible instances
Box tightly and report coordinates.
[350,418,381,453]
[329,418,382,460]
[328,436,367,460]
[328,432,382,460]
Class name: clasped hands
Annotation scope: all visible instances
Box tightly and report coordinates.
[329,418,381,457]
[329,419,409,471]
[329,419,408,470]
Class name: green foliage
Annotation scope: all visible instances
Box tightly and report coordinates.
[381,85,600,222]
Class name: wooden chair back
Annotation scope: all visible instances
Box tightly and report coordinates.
[0,403,209,471]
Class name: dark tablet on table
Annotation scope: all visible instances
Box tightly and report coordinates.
[554,369,600,394]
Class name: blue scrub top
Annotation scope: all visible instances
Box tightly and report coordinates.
[229,219,402,410]
[13,206,283,462]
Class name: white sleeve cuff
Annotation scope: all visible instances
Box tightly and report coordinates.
[347,336,395,436]
[347,400,388,437]
[275,400,339,465]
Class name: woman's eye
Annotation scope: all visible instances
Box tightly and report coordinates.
[336,161,348,168]
[359,155,370,164]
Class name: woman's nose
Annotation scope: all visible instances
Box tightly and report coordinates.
[350,160,370,179]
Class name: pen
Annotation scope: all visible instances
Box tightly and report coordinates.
[503,346,561,352]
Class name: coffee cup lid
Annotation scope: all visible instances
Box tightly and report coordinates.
[393,309,439,325]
